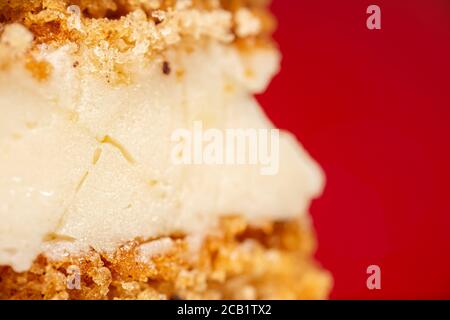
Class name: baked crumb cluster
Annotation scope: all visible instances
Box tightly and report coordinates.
[0,0,274,52]
[0,218,332,300]
[0,0,275,81]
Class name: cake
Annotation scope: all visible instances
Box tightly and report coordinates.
[0,0,332,300]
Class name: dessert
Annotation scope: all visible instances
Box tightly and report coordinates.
[0,0,332,299]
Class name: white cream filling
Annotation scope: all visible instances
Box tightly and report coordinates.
[0,42,324,272]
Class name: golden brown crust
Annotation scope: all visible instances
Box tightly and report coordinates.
[0,217,332,300]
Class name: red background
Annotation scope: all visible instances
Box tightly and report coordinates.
[258,0,450,299]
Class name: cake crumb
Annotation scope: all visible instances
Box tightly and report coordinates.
[162,61,171,75]
[235,8,262,38]
[25,57,53,81]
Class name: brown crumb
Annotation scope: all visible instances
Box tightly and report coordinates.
[175,68,185,80]
[162,61,171,75]
[25,56,52,81]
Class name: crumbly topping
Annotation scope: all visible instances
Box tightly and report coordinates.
[0,0,273,51]
[0,0,275,80]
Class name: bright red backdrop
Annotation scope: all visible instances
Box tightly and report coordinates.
[258,0,450,299]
